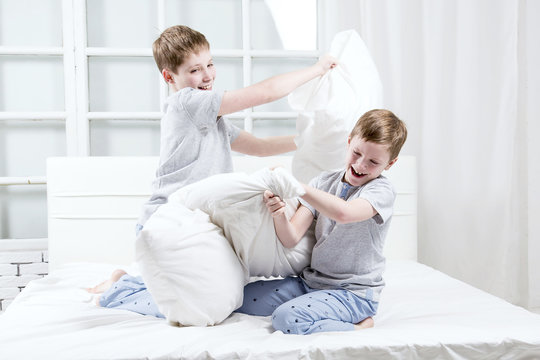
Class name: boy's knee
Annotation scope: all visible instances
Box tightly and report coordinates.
[271,304,308,335]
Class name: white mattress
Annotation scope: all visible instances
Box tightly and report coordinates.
[1,260,539,359]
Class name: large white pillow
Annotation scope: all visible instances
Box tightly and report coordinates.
[169,167,314,278]
[136,202,245,326]
[289,29,384,183]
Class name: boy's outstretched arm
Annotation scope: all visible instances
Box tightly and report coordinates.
[263,190,314,249]
[300,184,377,224]
[218,54,337,117]
[231,132,296,156]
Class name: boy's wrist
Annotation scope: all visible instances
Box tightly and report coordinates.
[313,63,325,77]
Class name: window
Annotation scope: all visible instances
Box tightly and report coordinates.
[0,0,321,241]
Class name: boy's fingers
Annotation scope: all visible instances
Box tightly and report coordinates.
[269,201,285,211]
[263,190,274,202]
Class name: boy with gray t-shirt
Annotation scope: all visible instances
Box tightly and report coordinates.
[136,25,337,229]
[236,109,408,335]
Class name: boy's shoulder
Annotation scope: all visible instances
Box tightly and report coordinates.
[364,175,396,198]
[309,169,343,186]
[165,88,223,111]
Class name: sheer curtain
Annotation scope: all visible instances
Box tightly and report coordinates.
[324,0,539,309]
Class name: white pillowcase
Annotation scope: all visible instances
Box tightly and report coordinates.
[169,167,314,278]
[289,29,384,183]
[136,202,245,326]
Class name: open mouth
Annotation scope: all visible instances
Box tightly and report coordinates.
[198,84,212,90]
[350,167,367,178]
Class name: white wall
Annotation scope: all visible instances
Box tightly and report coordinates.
[522,0,540,311]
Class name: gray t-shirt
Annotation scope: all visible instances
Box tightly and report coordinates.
[138,88,241,225]
[299,170,396,302]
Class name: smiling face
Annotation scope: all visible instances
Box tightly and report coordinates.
[165,48,216,92]
[343,135,397,187]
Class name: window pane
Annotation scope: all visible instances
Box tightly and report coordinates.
[0,56,64,111]
[87,0,158,47]
[165,0,242,49]
[90,120,160,156]
[0,185,47,238]
[213,57,243,92]
[0,120,66,177]
[88,57,161,112]
[251,0,317,50]
[252,57,316,112]
[0,0,62,47]
[252,118,296,138]
[228,119,245,131]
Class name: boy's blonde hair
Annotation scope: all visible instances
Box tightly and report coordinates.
[152,25,209,74]
[350,109,407,160]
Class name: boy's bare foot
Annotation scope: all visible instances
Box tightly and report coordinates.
[86,269,127,294]
[354,316,374,330]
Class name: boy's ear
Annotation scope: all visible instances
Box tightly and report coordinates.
[162,69,175,84]
[384,157,398,171]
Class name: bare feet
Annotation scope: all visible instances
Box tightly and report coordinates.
[86,269,127,294]
[354,316,374,330]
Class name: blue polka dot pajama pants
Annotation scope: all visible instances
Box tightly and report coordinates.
[235,276,378,335]
[99,274,165,319]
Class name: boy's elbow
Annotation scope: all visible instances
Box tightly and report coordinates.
[259,82,281,103]
[334,210,358,224]
[251,138,274,157]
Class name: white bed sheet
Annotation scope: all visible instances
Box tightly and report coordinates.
[1,261,539,360]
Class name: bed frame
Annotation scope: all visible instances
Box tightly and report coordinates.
[46,155,417,271]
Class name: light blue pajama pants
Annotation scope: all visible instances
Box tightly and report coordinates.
[99,274,165,319]
[100,224,165,318]
[235,276,378,335]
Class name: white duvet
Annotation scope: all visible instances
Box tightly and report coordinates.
[2,261,540,360]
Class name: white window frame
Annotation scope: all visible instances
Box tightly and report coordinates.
[0,0,325,242]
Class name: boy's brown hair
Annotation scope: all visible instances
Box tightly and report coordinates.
[152,25,209,74]
[350,109,407,160]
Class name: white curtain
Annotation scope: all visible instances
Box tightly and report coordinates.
[324,0,539,309]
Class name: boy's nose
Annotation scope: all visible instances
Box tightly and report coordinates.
[202,69,212,81]
[356,160,368,171]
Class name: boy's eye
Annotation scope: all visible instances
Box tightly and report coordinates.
[370,160,379,165]
[190,68,199,73]
[208,63,214,68]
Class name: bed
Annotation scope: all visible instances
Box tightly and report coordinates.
[1,155,539,360]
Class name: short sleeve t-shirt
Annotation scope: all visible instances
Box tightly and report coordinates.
[138,88,241,225]
[299,170,396,301]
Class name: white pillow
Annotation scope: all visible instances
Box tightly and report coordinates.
[289,29,384,183]
[169,167,314,278]
[136,202,245,326]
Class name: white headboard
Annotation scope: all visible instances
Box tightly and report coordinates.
[47,156,416,271]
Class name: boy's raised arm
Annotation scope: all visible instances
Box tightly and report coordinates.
[218,55,337,117]
[300,184,377,225]
[231,132,296,156]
